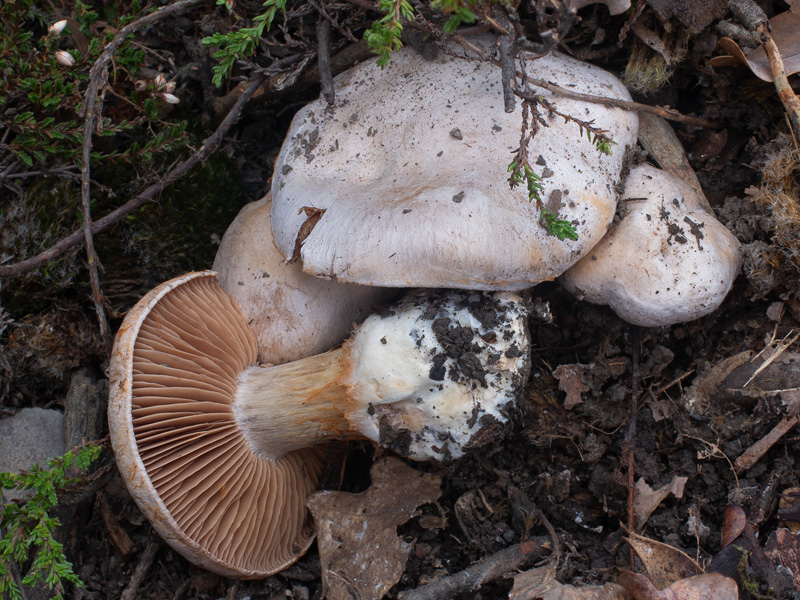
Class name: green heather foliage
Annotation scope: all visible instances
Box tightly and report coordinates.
[364,0,415,67]
[0,0,168,169]
[201,0,503,78]
[0,0,188,174]
[0,445,101,600]
[202,0,288,87]
[199,0,612,242]
[0,0,241,314]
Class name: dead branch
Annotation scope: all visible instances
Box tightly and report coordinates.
[0,164,79,180]
[77,0,205,352]
[493,7,516,113]
[735,411,800,472]
[728,0,800,135]
[755,23,800,136]
[398,538,549,600]
[317,15,335,105]
[120,542,159,600]
[450,33,718,129]
[522,76,718,129]
[0,74,266,279]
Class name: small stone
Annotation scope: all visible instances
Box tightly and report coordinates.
[0,408,65,502]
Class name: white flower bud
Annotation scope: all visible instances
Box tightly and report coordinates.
[160,92,180,104]
[134,80,148,92]
[164,81,176,93]
[48,20,68,35]
[154,73,166,89]
[55,50,75,67]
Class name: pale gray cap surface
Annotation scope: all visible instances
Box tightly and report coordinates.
[213,194,394,365]
[560,164,742,326]
[271,44,638,291]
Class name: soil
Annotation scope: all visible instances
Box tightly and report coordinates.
[2,1,800,599]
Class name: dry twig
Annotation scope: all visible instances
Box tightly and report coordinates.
[447,33,718,129]
[728,0,800,135]
[120,542,159,600]
[398,538,548,600]
[493,7,516,113]
[522,76,718,129]
[735,411,800,473]
[0,74,266,279]
[77,0,205,353]
[317,15,335,105]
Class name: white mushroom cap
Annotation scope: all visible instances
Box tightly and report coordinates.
[213,194,395,364]
[270,43,638,291]
[560,164,742,326]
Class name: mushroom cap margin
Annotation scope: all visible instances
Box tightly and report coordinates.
[108,271,321,578]
[560,165,742,326]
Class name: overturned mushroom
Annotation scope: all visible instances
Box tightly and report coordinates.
[109,271,530,577]
[213,193,395,365]
[270,41,638,290]
[560,164,742,326]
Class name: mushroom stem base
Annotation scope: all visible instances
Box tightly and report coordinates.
[234,347,361,459]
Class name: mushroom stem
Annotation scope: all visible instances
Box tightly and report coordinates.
[234,287,532,462]
[234,347,362,459]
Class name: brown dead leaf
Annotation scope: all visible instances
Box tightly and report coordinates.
[510,563,627,600]
[712,3,800,82]
[306,457,441,600]
[765,528,800,590]
[618,571,738,600]
[626,531,702,590]
[633,477,688,530]
[720,505,747,549]
[648,399,673,422]
[631,21,678,66]
[289,206,325,263]
[510,562,558,599]
[681,351,752,416]
[553,364,589,410]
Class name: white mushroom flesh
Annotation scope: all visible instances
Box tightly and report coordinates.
[344,290,531,460]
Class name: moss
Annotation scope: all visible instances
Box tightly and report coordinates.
[0,177,85,315]
[2,144,247,313]
[1,144,248,403]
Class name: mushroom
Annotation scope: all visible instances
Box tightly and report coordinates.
[212,193,396,364]
[559,164,742,326]
[109,271,530,577]
[269,41,638,290]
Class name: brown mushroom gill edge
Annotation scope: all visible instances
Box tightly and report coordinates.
[108,271,325,578]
